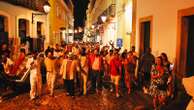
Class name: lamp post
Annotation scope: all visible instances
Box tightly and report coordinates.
[32,1,51,24]
[101,15,107,22]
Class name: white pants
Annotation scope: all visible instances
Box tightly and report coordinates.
[30,70,42,99]
[46,72,56,95]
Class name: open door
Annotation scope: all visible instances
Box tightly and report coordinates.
[177,7,194,77]
[139,16,153,56]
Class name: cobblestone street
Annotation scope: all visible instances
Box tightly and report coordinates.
[0,88,154,110]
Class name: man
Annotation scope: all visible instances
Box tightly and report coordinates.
[26,52,42,100]
[138,48,155,91]
[60,52,79,97]
[91,49,102,93]
[110,49,122,97]
[0,43,10,58]
[54,44,62,58]
[44,50,56,96]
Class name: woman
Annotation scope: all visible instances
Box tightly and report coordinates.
[160,53,170,72]
[149,56,168,109]
[121,52,130,94]
[127,51,137,92]
[161,52,173,97]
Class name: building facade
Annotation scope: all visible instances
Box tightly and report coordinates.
[0,0,74,51]
[49,0,74,45]
[86,0,133,49]
[135,0,194,77]
[0,0,48,51]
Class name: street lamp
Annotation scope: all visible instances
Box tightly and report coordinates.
[101,15,107,22]
[32,1,51,23]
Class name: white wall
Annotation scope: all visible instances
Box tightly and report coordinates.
[0,1,47,39]
[136,0,194,62]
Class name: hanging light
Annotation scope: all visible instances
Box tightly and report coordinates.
[74,29,78,33]
[92,25,95,29]
[43,1,51,14]
[32,1,51,23]
[101,15,107,22]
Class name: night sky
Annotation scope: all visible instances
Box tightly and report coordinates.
[73,0,89,28]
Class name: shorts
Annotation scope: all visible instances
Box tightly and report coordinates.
[111,75,120,85]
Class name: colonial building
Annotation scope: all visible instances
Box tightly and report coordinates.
[49,0,74,45]
[86,0,133,49]
[134,0,194,77]
[0,0,49,51]
[0,0,73,51]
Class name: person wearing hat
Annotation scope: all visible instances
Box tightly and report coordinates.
[26,51,43,100]
[60,52,80,97]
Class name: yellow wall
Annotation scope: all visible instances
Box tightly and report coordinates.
[49,0,73,45]
[136,0,194,62]
[116,0,132,50]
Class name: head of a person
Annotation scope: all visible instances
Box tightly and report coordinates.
[161,52,168,62]
[1,43,7,50]
[37,53,44,62]
[145,48,151,54]
[32,51,38,59]
[1,54,7,63]
[94,49,99,56]
[47,46,51,49]
[114,48,120,58]
[109,49,113,55]
[81,47,86,56]
[131,46,135,52]
[155,56,163,66]
[68,52,74,60]
[123,49,127,53]
[121,52,127,59]
[47,50,53,58]
[55,44,59,49]
[20,48,26,54]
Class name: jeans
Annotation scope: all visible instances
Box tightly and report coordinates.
[66,79,74,96]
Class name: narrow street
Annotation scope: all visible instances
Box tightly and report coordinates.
[0,88,153,110]
[0,0,194,110]
[0,83,190,110]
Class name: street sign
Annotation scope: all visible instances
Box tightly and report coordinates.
[117,38,123,48]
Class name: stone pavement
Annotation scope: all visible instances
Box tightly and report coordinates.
[0,88,154,110]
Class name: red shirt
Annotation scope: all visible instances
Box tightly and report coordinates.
[110,57,122,76]
[88,53,95,68]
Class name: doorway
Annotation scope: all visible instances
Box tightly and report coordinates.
[139,16,152,56]
[177,7,194,77]
[18,19,29,44]
[0,15,8,44]
[186,16,194,75]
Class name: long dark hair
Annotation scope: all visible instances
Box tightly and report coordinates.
[161,52,169,62]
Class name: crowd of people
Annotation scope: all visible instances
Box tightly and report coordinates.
[0,42,176,109]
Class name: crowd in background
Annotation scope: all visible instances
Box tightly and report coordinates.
[0,42,177,109]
